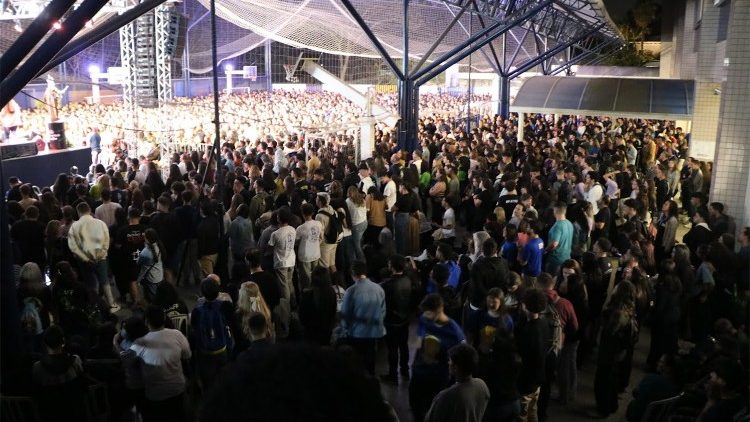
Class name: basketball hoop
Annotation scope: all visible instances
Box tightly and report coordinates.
[283,64,299,83]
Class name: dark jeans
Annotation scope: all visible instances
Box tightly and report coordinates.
[385,324,410,376]
[142,393,185,422]
[197,350,228,393]
[594,360,621,416]
[347,337,378,375]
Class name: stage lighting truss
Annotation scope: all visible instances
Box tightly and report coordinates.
[0,0,132,20]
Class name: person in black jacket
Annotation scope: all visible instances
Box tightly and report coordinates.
[299,267,337,346]
[380,254,413,383]
[197,200,221,277]
[516,288,553,422]
[683,207,713,268]
[646,259,682,371]
[465,238,510,335]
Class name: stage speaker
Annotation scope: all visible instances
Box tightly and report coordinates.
[165,9,187,59]
[0,141,38,159]
[48,121,67,150]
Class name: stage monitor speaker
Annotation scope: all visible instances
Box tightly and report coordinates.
[0,141,39,159]
[165,9,187,59]
[48,121,67,150]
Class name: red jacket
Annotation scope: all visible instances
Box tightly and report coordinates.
[545,289,579,344]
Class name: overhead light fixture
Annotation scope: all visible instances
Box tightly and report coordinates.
[88,64,100,75]
[13,20,22,32]
[52,21,62,30]
[225,64,234,72]
[85,20,94,28]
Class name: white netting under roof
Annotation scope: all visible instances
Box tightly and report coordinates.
[188,0,512,74]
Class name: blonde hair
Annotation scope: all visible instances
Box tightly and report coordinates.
[237,282,273,338]
[493,207,507,225]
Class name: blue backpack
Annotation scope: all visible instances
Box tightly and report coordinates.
[194,301,233,353]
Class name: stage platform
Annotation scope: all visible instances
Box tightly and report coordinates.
[2,147,90,192]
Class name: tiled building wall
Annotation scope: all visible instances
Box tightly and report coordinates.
[710,0,750,231]
[690,81,722,160]
[679,0,698,79]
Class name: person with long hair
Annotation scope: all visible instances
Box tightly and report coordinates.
[52,173,70,206]
[298,266,337,346]
[593,280,638,418]
[137,228,165,303]
[646,259,682,371]
[671,243,695,338]
[364,186,386,247]
[654,199,679,262]
[236,281,274,350]
[346,186,367,262]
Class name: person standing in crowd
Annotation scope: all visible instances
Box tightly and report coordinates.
[196,200,220,277]
[424,344,490,422]
[519,221,544,286]
[115,207,147,306]
[410,293,466,422]
[190,279,233,392]
[89,127,102,165]
[683,207,713,267]
[380,255,413,383]
[228,203,254,264]
[131,305,191,422]
[268,206,297,304]
[316,193,341,272]
[340,260,386,374]
[516,289,553,422]
[538,273,579,406]
[545,202,574,275]
[67,202,117,310]
[298,266,337,346]
[11,205,46,270]
[295,203,322,290]
[94,189,121,228]
[138,228,165,303]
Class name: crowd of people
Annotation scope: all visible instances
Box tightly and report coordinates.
[4,92,749,422]
[8,91,492,162]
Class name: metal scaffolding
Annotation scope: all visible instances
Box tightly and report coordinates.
[338,0,624,151]
[154,4,174,104]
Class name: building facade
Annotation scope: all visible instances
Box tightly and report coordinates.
[661,0,750,235]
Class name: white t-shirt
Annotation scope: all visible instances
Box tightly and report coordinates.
[359,175,375,195]
[383,180,397,211]
[585,184,604,214]
[269,225,296,268]
[346,198,367,226]
[295,220,322,263]
[442,208,456,238]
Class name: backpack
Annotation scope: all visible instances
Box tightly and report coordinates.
[20,297,44,335]
[542,298,563,360]
[319,210,343,244]
[194,301,233,353]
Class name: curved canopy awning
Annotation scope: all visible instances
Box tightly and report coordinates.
[512,76,695,120]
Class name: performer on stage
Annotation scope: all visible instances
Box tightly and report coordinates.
[43,75,67,122]
[1,99,22,140]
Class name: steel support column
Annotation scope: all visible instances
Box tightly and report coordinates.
[498,74,510,118]
[264,38,273,91]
